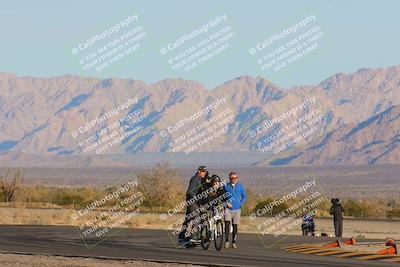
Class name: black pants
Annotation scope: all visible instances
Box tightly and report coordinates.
[178,203,200,240]
[225,221,238,243]
[334,219,343,237]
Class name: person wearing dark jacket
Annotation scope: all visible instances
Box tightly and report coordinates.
[178,166,208,244]
[330,198,344,237]
[200,174,230,210]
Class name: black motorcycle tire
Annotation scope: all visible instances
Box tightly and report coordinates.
[214,219,224,251]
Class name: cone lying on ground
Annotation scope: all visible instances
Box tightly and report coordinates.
[344,237,356,246]
[323,240,341,248]
[323,237,356,248]
[386,239,395,246]
[377,243,398,255]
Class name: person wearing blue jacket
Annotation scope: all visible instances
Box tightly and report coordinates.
[223,171,247,249]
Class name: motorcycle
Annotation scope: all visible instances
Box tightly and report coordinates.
[183,176,226,250]
[184,204,224,251]
[301,214,315,236]
[199,204,224,251]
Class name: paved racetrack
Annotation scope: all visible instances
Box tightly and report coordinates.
[0,225,398,267]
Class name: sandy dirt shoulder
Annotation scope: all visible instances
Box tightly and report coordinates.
[0,253,201,267]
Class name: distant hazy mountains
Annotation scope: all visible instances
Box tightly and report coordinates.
[0,65,399,166]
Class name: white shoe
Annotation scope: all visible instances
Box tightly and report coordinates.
[231,243,237,249]
[224,242,230,248]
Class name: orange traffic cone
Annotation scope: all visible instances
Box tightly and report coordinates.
[377,244,398,255]
[323,240,340,248]
[343,237,356,246]
[386,239,395,246]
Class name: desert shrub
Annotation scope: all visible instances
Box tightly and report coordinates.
[0,170,23,202]
[343,199,386,219]
[19,186,102,207]
[137,163,184,209]
[253,198,289,216]
[387,209,400,219]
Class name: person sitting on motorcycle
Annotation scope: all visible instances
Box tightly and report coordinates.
[200,175,231,215]
[178,166,209,244]
[301,213,315,236]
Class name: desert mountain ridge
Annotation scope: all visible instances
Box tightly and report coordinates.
[1,64,399,166]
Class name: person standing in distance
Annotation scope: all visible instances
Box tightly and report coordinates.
[330,198,344,237]
[223,172,247,249]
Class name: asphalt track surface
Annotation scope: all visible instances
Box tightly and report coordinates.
[0,225,398,267]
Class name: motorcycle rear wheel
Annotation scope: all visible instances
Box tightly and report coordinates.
[200,223,211,250]
[214,220,224,251]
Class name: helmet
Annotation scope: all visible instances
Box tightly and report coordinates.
[197,165,207,172]
[303,214,313,221]
[211,174,221,183]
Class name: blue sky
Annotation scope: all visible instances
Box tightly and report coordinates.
[0,0,399,89]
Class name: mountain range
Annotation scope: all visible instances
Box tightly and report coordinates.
[0,65,399,166]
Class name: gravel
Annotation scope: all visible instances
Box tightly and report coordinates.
[0,253,201,267]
